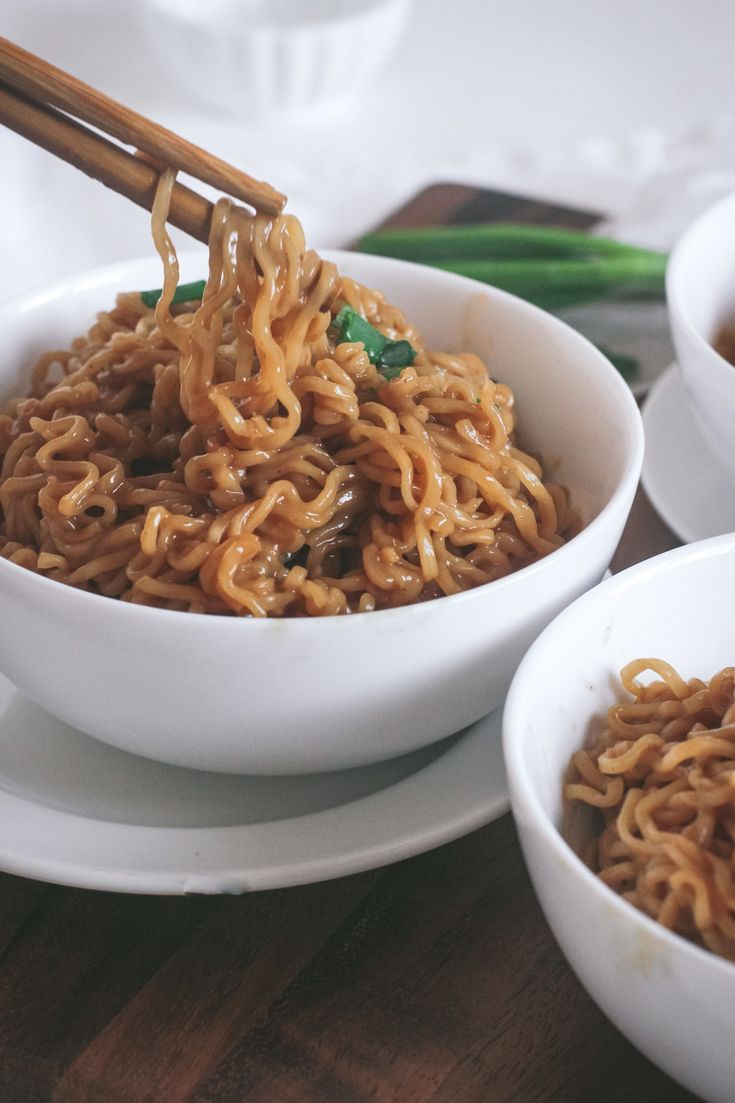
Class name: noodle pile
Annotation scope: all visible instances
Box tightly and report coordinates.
[0,173,577,617]
[566,659,735,961]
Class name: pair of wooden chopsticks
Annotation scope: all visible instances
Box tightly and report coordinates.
[0,37,287,242]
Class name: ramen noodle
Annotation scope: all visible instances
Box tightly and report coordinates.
[566,659,735,962]
[0,171,578,617]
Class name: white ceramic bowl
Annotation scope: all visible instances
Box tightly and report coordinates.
[138,0,412,119]
[0,251,642,774]
[667,189,735,482]
[504,533,735,1103]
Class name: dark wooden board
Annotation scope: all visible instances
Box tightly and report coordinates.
[375,182,601,231]
[0,185,686,1103]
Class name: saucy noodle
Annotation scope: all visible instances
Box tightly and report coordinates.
[566,659,735,962]
[0,172,578,616]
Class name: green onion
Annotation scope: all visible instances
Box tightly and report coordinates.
[356,224,668,311]
[358,223,654,262]
[334,305,387,362]
[431,255,666,304]
[376,339,416,379]
[140,279,206,308]
[334,306,416,380]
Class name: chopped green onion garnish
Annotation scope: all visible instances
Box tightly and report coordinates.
[140,279,206,309]
[334,306,416,380]
[376,340,415,379]
[334,306,387,362]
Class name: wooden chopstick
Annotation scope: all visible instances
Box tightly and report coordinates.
[0,80,222,245]
[0,36,286,224]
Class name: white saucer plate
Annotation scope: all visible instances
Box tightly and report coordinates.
[0,674,508,895]
[641,364,735,543]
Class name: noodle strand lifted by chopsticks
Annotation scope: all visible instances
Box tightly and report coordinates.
[0,171,578,616]
[566,659,735,962]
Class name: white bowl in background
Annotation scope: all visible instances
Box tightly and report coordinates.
[504,533,735,1103]
[667,189,735,482]
[137,0,413,119]
[0,250,642,774]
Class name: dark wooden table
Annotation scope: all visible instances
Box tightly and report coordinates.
[0,187,701,1103]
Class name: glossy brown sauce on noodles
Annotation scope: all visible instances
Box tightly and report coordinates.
[0,173,578,616]
[566,659,735,962]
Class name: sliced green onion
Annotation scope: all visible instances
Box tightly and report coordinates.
[140,279,206,309]
[334,305,387,362]
[334,306,416,380]
[377,339,415,380]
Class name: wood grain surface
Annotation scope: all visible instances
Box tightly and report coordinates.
[0,186,695,1103]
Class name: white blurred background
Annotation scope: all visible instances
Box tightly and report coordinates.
[2,0,735,300]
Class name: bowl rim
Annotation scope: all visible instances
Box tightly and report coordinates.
[0,248,644,630]
[666,187,735,379]
[503,530,735,980]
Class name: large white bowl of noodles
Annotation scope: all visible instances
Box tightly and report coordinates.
[0,250,642,774]
[504,534,735,1103]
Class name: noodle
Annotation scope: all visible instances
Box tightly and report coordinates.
[565,660,735,961]
[0,172,578,617]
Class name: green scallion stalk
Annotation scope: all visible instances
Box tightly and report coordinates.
[431,255,667,305]
[356,223,668,311]
[357,223,662,262]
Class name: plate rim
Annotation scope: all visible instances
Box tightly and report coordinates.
[641,363,735,544]
[0,682,508,895]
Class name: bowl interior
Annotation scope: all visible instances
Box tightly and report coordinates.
[506,535,735,829]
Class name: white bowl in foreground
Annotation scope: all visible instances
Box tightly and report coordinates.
[667,189,735,482]
[0,251,642,774]
[503,534,735,1103]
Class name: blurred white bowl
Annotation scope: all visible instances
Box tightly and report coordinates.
[504,534,735,1103]
[667,189,735,482]
[0,250,642,774]
[138,0,412,118]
